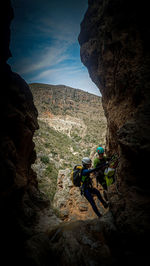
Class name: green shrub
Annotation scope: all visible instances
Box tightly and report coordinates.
[41,163,58,201]
[45,142,50,148]
[45,164,53,174]
[40,155,49,164]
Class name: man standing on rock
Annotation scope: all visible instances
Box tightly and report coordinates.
[93,146,118,201]
[93,146,108,189]
[80,157,108,218]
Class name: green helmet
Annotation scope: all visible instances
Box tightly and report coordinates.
[96,146,104,154]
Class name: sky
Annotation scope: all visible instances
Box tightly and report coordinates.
[8,0,101,96]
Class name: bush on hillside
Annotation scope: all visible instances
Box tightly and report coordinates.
[40,155,49,164]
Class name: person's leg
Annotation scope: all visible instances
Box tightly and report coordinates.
[84,188,102,217]
[102,182,107,191]
[91,187,108,208]
[103,189,108,202]
[95,174,99,187]
[101,178,108,202]
[96,171,104,187]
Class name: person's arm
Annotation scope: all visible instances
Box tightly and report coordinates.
[82,169,94,175]
[83,162,108,175]
[95,161,108,170]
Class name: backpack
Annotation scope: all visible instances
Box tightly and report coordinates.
[71,165,83,187]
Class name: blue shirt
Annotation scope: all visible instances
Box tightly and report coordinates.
[81,168,96,185]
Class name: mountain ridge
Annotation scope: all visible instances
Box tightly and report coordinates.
[29,82,101,98]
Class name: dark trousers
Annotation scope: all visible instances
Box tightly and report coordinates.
[95,170,107,190]
[83,187,106,218]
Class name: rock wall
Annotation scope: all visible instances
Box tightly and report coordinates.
[0,1,50,264]
[79,0,150,242]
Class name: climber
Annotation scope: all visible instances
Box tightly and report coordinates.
[93,146,110,201]
[93,146,108,189]
[80,157,108,218]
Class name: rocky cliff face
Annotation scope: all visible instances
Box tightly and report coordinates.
[0,1,51,264]
[30,83,106,147]
[79,0,150,249]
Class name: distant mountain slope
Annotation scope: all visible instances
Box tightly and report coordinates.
[29,83,105,119]
[29,83,107,200]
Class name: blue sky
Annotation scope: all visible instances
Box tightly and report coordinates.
[8,0,101,96]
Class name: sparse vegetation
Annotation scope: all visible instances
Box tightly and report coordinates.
[30,83,107,202]
[38,162,58,201]
[40,155,49,164]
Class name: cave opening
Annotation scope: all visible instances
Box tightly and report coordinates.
[8,0,109,223]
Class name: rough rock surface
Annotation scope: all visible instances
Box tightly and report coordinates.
[79,0,150,260]
[0,1,52,264]
[25,212,120,266]
[47,212,118,266]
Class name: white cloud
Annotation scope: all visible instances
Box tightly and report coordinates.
[12,41,70,75]
[30,64,82,80]
[36,18,79,44]
[29,64,101,96]
[10,1,100,96]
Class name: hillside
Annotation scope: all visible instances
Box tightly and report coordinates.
[30,83,107,201]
